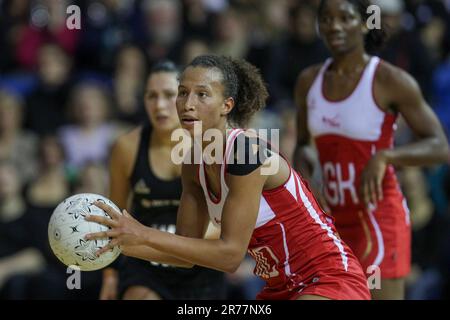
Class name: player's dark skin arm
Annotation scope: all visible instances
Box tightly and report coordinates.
[293,65,322,179]
[360,62,449,207]
[293,65,330,210]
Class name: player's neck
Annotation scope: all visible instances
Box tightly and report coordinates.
[200,123,228,151]
[331,49,370,75]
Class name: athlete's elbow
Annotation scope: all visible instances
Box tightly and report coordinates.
[218,247,245,273]
[440,142,449,163]
[439,148,450,164]
[434,138,449,163]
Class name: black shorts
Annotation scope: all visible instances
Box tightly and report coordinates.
[118,257,227,300]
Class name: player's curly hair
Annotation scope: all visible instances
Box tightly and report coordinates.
[187,55,269,127]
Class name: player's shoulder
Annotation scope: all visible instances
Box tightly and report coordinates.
[375,59,420,91]
[114,126,141,146]
[232,129,272,149]
[111,126,142,159]
[295,63,325,96]
[227,129,274,177]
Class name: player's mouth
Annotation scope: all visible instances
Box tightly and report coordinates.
[327,34,346,48]
[154,114,170,124]
[180,115,199,127]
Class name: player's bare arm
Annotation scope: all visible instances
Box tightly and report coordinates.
[293,65,330,211]
[109,129,141,209]
[174,162,212,239]
[293,65,322,178]
[360,62,449,207]
[100,128,140,299]
[87,163,268,273]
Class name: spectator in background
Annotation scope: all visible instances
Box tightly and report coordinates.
[76,0,139,73]
[0,147,104,299]
[112,45,147,125]
[267,2,329,107]
[420,17,447,64]
[0,160,28,231]
[243,0,291,82]
[140,0,183,66]
[58,82,119,171]
[0,0,30,72]
[73,162,109,196]
[180,0,217,40]
[25,135,71,211]
[431,46,450,141]
[180,37,210,66]
[0,161,46,298]
[25,43,73,136]
[19,135,73,299]
[0,90,38,184]
[211,8,249,59]
[373,0,435,100]
[15,0,80,70]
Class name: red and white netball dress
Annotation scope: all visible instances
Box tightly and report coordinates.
[198,129,371,300]
[307,56,411,278]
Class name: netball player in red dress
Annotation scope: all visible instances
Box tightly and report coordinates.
[86,55,370,300]
[294,0,449,299]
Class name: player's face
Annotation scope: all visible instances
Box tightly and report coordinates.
[145,72,180,133]
[318,0,366,55]
[176,66,229,136]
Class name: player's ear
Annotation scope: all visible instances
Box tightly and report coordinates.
[221,97,235,116]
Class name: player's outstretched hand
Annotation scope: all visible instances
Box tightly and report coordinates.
[85,201,148,256]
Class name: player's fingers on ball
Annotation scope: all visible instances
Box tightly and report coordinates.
[109,238,120,249]
[122,209,132,218]
[96,249,106,256]
[94,202,119,219]
[87,215,117,228]
[92,201,108,211]
[97,241,117,256]
[96,245,112,256]
[85,231,108,240]
[84,214,104,223]
[84,214,102,224]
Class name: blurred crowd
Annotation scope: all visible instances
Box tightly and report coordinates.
[0,0,449,300]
